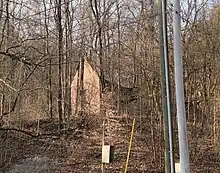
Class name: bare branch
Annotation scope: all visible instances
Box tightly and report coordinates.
[0,51,33,66]
[0,78,17,91]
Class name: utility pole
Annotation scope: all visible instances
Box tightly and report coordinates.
[158,0,171,172]
[162,0,175,172]
[172,0,190,172]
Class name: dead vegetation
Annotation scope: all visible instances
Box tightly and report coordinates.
[0,114,220,173]
[0,1,220,172]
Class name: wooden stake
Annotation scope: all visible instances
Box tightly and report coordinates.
[102,120,105,173]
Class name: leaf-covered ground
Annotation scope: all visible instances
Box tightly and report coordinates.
[0,116,220,173]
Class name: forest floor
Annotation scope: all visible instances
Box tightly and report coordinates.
[0,115,220,173]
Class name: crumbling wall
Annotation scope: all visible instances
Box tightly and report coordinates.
[71,59,100,115]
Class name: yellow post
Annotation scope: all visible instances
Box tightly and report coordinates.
[124,118,135,173]
[102,120,105,173]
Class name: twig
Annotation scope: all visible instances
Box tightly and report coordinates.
[0,127,37,137]
[0,124,84,138]
[0,79,18,91]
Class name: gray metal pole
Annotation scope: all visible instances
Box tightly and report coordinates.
[162,0,175,172]
[158,0,171,172]
[172,0,190,172]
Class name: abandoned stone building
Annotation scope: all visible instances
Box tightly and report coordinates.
[71,58,139,115]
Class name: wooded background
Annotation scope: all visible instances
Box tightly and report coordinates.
[0,0,220,171]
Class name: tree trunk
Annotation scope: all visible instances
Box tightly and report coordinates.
[90,0,105,91]
[79,56,85,113]
[56,0,63,129]
[116,0,121,115]
[43,0,53,119]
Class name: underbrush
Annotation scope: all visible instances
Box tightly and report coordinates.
[0,115,220,172]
